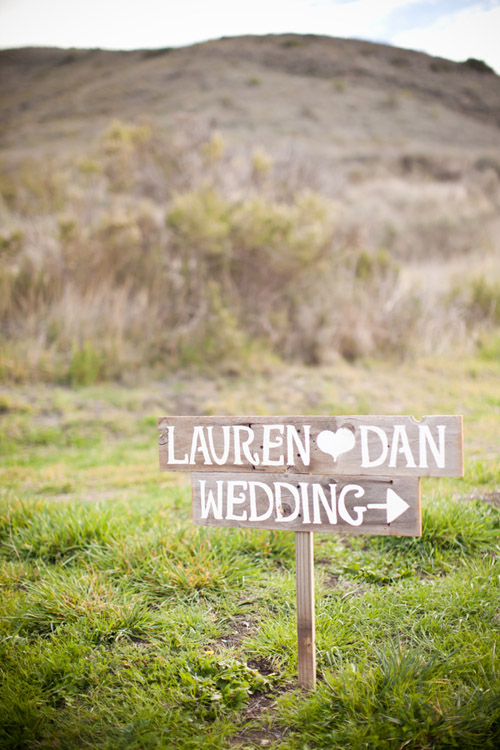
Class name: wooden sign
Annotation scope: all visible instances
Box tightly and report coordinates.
[159,415,464,477]
[192,473,421,536]
[157,412,464,691]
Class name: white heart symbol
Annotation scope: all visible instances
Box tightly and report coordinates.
[317,428,356,462]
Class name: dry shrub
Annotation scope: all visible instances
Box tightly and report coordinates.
[450,276,500,328]
[0,119,497,382]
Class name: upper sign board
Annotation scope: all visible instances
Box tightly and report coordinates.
[158,415,463,477]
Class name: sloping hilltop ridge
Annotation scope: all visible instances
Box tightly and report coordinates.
[1,34,500,158]
[201,34,500,126]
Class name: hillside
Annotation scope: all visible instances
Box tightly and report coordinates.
[1,35,500,381]
[1,34,500,159]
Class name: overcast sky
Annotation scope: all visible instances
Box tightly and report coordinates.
[1,0,499,73]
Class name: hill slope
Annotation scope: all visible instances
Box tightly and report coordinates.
[1,35,500,380]
[1,34,500,160]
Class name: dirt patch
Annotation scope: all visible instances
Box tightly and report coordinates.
[324,573,340,588]
[231,692,287,748]
[478,491,500,509]
[462,491,500,509]
[216,617,256,649]
[315,557,332,565]
[247,656,276,676]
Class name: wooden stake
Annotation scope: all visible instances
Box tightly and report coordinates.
[295,531,316,689]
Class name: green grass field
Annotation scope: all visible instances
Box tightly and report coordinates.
[1,357,499,749]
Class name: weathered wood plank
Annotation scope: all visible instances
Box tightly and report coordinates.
[295,531,316,689]
[159,415,463,477]
[192,473,421,536]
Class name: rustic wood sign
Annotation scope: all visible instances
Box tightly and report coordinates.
[157,413,463,690]
[192,473,421,536]
[158,415,463,477]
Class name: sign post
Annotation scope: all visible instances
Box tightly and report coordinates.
[158,415,463,689]
[295,530,316,689]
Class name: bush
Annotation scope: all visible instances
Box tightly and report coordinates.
[462,57,495,74]
[68,342,104,386]
[1,118,496,381]
[469,277,500,324]
[450,275,500,329]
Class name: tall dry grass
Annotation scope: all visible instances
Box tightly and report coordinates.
[0,119,499,383]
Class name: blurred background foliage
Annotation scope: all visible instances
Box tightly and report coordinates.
[1,118,499,385]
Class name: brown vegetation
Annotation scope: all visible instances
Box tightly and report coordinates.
[1,35,499,383]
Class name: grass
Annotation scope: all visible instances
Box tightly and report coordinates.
[1,358,500,748]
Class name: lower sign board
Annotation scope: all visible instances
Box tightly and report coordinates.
[192,473,421,536]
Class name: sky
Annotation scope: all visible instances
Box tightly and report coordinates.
[0,0,499,73]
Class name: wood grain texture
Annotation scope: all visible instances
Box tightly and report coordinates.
[159,415,463,477]
[192,473,421,536]
[295,531,316,689]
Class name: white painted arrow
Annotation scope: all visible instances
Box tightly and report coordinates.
[367,488,410,524]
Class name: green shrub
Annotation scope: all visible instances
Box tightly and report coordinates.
[68,342,104,386]
[201,132,225,164]
[478,332,500,361]
[280,38,304,48]
[167,185,232,257]
[450,275,500,332]
[470,276,500,324]
[0,229,24,257]
[251,147,273,179]
[462,57,495,74]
